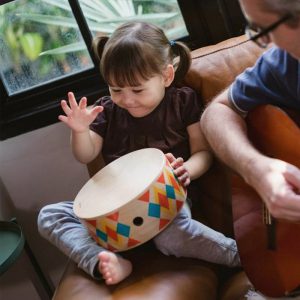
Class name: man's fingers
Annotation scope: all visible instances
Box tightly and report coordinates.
[284,166,300,193]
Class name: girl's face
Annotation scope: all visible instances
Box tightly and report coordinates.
[109,65,174,118]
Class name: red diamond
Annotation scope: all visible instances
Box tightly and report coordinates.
[106,226,118,241]
[158,193,169,208]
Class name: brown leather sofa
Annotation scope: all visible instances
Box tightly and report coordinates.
[53,35,266,300]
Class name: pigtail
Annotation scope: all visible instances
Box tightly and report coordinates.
[92,36,109,62]
[171,41,191,84]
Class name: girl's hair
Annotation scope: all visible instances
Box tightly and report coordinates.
[92,21,191,87]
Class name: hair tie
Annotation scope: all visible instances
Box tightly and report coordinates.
[170,40,176,47]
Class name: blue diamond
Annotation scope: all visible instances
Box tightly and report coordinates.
[148,203,161,218]
[117,223,130,237]
[166,185,175,199]
[96,229,107,242]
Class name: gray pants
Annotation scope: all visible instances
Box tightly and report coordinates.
[38,201,240,278]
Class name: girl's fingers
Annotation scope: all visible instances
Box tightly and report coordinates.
[165,153,176,167]
[171,157,184,169]
[68,92,78,110]
[79,97,87,109]
[89,106,103,121]
[60,100,72,115]
[92,105,104,114]
[178,173,190,187]
[174,165,186,176]
[58,114,68,123]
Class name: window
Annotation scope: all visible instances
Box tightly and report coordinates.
[0,0,244,140]
[1,0,94,96]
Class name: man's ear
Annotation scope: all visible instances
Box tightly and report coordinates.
[163,64,175,87]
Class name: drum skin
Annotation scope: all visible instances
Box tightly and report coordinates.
[73,148,187,252]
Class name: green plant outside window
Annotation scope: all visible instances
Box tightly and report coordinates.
[0,0,187,95]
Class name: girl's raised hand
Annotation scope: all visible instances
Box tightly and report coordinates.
[58,92,103,133]
[165,153,191,187]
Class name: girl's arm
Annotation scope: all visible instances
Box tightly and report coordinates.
[166,122,213,187]
[71,130,103,164]
[184,121,213,180]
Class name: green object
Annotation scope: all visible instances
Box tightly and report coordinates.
[0,220,25,275]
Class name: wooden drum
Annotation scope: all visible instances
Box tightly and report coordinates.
[73,148,187,252]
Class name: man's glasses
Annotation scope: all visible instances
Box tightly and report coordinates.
[245,14,293,48]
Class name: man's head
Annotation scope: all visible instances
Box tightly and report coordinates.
[239,0,300,59]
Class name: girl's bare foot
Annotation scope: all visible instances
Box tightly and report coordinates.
[98,251,132,285]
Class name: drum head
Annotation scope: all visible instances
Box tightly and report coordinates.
[73,148,165,219]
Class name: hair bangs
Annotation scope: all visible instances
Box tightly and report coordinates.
[101,39,161,87]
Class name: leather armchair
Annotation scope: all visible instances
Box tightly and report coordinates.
[53,35,265,300]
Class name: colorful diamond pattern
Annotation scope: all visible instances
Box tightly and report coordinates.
[84,160,186,252]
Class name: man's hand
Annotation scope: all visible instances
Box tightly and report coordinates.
[247,156,300,221]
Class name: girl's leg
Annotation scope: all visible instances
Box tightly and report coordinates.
[153,204,240,267]
[38,201,132,283]
[38,201,103,277]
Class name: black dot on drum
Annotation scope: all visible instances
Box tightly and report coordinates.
[133,217,144,226]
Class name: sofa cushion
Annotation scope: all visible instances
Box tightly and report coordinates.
[184,35,267,237]
[185,35,266,103]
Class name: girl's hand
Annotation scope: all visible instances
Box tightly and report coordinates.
[58,92,103,133]
[165,153,191,187]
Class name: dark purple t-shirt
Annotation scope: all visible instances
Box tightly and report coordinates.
[90,86,203,163]
[90,86,203,202]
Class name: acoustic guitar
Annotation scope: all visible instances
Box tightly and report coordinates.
[231,105,300,298]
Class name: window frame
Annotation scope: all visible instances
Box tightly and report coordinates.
[0,0,244,140]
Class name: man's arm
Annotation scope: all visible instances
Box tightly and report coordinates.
[200,89,262,179]
[200,89,300,221]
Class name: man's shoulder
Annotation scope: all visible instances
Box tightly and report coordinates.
[262,46,298,70]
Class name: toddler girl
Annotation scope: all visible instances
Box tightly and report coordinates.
[38,21,240,285]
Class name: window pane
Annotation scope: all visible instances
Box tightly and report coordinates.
[0,0,94,96]
[79,0,188,40]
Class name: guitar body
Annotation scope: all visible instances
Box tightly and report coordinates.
[232,105,300,297]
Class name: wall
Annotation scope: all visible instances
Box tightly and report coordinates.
[0,121,90,299]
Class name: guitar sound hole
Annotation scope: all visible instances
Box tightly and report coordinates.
[133,217,143,226]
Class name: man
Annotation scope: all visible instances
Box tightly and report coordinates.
[201,0,300,222]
